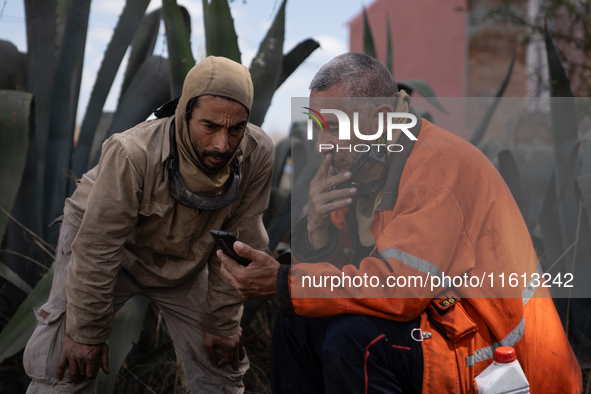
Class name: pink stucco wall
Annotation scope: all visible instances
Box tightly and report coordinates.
[348,0,471,138]
[348,0,467,98]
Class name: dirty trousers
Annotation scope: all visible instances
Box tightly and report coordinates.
[22,219,248,394]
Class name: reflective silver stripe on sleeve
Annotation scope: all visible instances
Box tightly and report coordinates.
[465,316,525,367]
[379,248,444,278]
[465,260,540,367]
[522,260,542,306]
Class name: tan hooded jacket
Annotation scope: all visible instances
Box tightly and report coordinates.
[63,57,274,344]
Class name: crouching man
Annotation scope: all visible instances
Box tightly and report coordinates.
[23,56,274,393]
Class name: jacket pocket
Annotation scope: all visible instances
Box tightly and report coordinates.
[23,302,67,381]
[427,292,477,343]
[135,198,194,259]
[139,198,172,217]
[34,302,66,325]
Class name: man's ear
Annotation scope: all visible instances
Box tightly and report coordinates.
[369,104,394,134]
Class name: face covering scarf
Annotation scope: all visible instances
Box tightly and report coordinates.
[166,56,254,209]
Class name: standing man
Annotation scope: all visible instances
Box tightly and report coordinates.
[220,53,582,393]
[23,56,274,393]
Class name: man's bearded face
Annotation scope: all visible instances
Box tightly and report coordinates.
[188,95,248,171]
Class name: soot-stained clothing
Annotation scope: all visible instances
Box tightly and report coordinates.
[278,118,581,393]
[63,116,274,344]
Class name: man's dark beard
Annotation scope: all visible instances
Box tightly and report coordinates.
[196,148,234,170]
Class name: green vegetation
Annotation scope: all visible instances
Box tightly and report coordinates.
[0,0,317,391]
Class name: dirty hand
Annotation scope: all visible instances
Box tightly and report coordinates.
[57,335,109,383]
[307,153,357,249]
[219,241,279,299]
[204,329,245,371]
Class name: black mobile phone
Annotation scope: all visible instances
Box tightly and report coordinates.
[209,229,252,266]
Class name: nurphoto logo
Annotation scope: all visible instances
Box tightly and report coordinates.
[303,107,417,153]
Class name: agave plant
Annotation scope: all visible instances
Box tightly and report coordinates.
[0,0,318,391]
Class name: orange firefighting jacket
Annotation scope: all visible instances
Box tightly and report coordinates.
[277,117,582,393]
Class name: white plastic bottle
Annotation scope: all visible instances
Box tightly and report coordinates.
[475,346,529,394]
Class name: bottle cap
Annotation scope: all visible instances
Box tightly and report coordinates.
[494,346,516,364]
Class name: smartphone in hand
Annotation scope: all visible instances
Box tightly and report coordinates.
[210,229,252,266]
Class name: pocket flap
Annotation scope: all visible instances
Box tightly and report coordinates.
[427,293,477,343]
[139,199,172,217]
[34,302,66,325]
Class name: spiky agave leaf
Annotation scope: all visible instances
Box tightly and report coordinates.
[276,39,320,89]
[249,0,286,126]
[386,13,393,77]
[0,91,32,243]
[0,262,32,295]
[96,56,170,166]
[162,0,195,98]
[362,5,376,59]
[470,50,516,146]
[397,79,447,114]
[203,0,241,63]
[518,145,554,232]
[0,265,54,363]
[72,0,152,184]
[43,0,91,237]
[23,0,56,209]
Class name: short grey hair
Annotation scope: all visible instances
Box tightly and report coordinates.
[310,52,399,101]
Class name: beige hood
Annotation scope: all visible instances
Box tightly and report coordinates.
[174,56,254,194]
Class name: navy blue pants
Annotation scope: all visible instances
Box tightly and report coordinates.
[271,313,423,394]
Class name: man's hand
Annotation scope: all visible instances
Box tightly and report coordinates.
[308,153,357,249]
[204,329,245,371]
[219,241,279,299]
[57,335,109,383]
